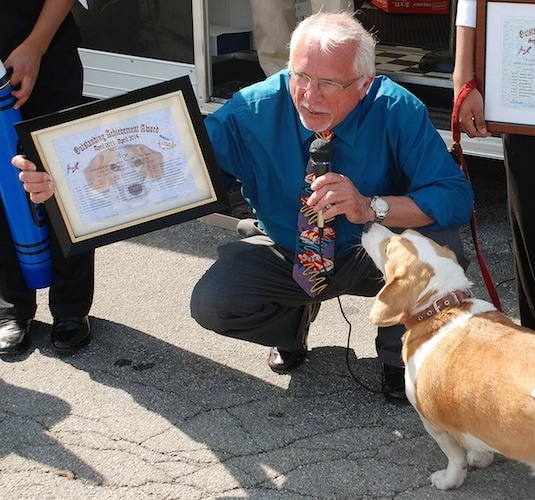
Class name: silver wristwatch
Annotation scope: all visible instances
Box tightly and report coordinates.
[370,196,389,222]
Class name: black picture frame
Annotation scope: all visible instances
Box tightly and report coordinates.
[16,76,229,257]
[475,0,535,135]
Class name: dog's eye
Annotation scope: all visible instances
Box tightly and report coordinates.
[109,162,122,172]
[133,158,143,168]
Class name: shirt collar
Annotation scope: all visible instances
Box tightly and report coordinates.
[332,103,363,147]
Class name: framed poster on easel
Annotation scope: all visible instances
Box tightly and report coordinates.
[476,0,535,135]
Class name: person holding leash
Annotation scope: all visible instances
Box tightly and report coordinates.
[454,0,535,329]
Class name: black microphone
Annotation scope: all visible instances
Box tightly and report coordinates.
[309,138,332,230]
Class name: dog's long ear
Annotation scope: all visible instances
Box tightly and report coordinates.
[137,145,164,180]
[369,237,430,326]
[84,153,110,192]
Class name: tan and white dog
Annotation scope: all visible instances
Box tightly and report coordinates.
[361,222,535,490]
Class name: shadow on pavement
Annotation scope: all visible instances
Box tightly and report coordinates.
[0,377,103,484]
[36,317,424,494]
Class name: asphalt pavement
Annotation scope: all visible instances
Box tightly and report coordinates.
[1,157,532,499]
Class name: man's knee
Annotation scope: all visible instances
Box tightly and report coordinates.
[190,276,226,332]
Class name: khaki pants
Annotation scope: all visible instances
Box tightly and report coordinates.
[250,0,355,77]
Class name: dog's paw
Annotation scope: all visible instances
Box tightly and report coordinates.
[467,450,494,468]
[429,468,467,490]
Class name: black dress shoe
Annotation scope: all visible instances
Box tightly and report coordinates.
[51,316,91,353]
[382,363,410,405]
[0,319,31,355]
[268,345,307,374]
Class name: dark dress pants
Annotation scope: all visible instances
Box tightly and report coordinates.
[191,219,467,368]
[0,21,94,321]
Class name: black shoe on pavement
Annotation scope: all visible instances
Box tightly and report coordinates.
[382,363,409,405]
[0,319,31,355]
[268,345,307,374]
[51,316,91,353]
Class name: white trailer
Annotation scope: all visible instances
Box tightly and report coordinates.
[73,0,503,160]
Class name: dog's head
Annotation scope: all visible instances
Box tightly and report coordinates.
[361,223,472,326]
[83,144,164,205]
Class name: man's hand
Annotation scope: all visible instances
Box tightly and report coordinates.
[307,172,373,224]
[308,171,434,228]
[12,155,55,203]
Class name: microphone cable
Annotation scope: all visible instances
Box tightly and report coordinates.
[311,137,381,394]
[317,226,382,395]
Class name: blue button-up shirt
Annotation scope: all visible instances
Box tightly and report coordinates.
[205,71,473,256]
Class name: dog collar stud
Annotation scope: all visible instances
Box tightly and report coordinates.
[404,289,472,328]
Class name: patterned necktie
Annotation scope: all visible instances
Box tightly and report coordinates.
[292,131,335,297]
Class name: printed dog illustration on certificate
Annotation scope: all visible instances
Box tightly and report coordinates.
[83,144,164,209]
[361,222,535,491]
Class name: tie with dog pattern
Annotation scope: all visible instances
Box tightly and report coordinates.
[292,131,335,297]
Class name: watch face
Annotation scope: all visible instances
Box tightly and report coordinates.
[371,196,389,221]
[373,198,388,213]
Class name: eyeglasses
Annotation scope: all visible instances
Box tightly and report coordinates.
[289,71,361,96]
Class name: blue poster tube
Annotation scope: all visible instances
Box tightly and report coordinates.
[0,60,52,289]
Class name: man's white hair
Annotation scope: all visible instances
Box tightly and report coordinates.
[288,11,377,80]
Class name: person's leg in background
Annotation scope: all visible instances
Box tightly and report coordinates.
[250,1,356,78]
[311,0,356,13]
[503,133,535,330]
[33,28,95,353]
[249,0,295,77]
[0,202,37,354]
[0,18,94,356]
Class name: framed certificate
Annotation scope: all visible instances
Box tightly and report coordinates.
[476,0,535,135]
[16,76,229,257]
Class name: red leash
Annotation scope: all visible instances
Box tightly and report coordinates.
[450,80,503,311]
